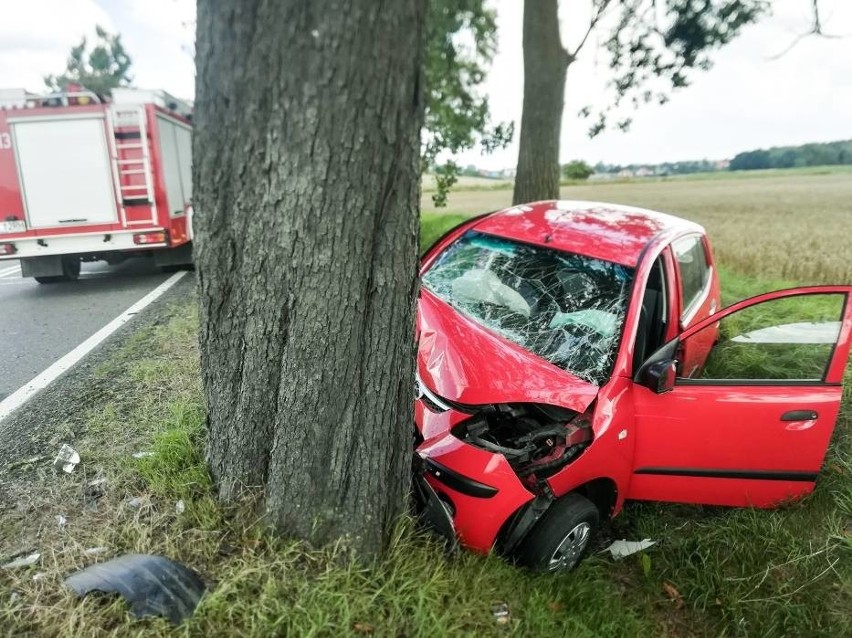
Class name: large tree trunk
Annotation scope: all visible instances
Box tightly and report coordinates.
[194,0,425,557]
[512,0,571,205]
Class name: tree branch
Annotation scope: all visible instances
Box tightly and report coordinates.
[770,0,849,59]
[568,0,613,60]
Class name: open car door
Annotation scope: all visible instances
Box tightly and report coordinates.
[629,286,852,507]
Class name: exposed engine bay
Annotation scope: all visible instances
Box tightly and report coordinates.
[449,402,593,484]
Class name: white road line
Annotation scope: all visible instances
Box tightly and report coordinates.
[0,271,187,423]
[0,264,20,278]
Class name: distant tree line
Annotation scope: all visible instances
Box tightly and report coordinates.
[593,158,724,177]
[729,140,852,171]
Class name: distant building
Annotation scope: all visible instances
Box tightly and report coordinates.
[0,88,37,109]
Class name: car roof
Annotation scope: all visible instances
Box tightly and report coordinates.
[470,200,705,267]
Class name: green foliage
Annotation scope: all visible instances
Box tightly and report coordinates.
[730,139,852,171]
[135,399,209,501]
[562,160,595,180]
[578,0,768,137]
[424,0,512,206]
[696,293,843,381]
[420,212,471,254]
[44,25,132,96]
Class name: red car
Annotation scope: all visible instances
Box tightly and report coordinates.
[413,201,852,571]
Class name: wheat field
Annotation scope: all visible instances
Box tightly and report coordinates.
[422,169,852,284]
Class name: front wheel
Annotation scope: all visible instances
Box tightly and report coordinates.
[511,492,599,572]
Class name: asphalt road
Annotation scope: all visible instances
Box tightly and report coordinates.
[0,257,176,402]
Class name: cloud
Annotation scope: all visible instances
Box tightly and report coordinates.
[101,0,196,98]
[459,0,852,168]
[0,0,114,91]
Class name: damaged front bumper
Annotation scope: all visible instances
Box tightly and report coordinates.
[412,459,457,549]
[412,435,536,554]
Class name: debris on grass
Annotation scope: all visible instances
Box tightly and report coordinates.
[126,496,147,509]
[175,499,185,514]
[492,602,510,625]
[53,444,80,473]
[64,554,206,625]
[662,581,684,609]
[56,514,67,528]
[602,538,656,559]
[2,552,41,570]
[84,546,109,556]
[132,451,154,459]
[353,622,375,634]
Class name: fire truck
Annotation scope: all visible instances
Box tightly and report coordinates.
[0,86,194,283]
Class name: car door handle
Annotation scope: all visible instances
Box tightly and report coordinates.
[780,410,818,421]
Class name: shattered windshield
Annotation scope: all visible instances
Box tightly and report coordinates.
[421,231,635,385]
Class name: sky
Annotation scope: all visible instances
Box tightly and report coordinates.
[0,0,849,168]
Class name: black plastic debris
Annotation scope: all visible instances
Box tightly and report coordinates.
[64,554,205,625]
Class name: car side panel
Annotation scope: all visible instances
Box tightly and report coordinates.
[545,376,636,516]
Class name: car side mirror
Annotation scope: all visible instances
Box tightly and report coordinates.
[642,359,677,394]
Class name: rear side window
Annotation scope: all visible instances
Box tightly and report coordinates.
[673,235,710,317]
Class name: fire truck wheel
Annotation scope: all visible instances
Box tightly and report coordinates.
[62,257,81,281]
[34,257,80,284]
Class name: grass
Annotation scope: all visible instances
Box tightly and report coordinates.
[1,169,851,635]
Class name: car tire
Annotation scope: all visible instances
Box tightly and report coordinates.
[511,492,599,572]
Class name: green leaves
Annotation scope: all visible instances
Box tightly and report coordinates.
[44,25,133,96]
[424,0,512,206]
[578,1,769,138]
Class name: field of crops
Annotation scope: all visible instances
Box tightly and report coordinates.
[422,168,852,285]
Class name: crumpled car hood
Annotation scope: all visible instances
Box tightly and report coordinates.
[417,289,599,413]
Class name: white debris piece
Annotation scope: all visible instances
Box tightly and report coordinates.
[126,497,146,509]
[132,451,153,459]
[2,552,41,569]
[603,538,656,559]
[175,500,186,514]
[84,547,109,556]
[56,515,67,528]
[492,602,510,625]
[53,444,80,473]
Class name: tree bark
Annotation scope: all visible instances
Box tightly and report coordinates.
[194,0,425,557]
[512,0,571,205]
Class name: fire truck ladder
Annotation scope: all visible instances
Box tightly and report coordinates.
[107,105,157,225]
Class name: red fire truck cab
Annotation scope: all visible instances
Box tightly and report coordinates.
[0,87,194,282]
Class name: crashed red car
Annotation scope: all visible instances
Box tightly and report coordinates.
[413,200,852,571]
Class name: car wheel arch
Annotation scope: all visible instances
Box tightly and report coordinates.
[572,477,619,520]
[495,477,618,556]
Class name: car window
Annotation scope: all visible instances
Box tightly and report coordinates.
[678,293,844,382]
[421,231,635,385]
[633,255,668,371]
[673,235,710,318]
